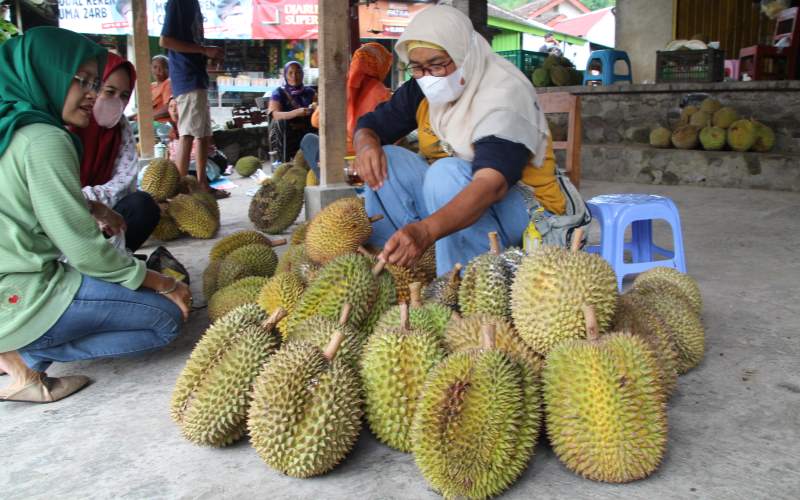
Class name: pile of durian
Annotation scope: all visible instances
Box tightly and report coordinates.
[650,97,775,152]
[175,202,705,498]
[248,150,318,235]
[141,158,221,241]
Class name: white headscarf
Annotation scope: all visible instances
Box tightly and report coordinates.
[396,5,550,167]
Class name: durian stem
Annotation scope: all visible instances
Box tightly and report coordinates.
[371,258,387,276]
[488,232,501,255]
[582,304,600,341]
[261,307,288,330]
[409,282,423,308]
[357,246,372,257]
[368,214,384,223]
[451,311,462,322]
[323,331,346,361]
[269,238,288,247]
[571,228,585,252]
[399,302,411,331]
[480,323,497,350]
[338,303,353,326]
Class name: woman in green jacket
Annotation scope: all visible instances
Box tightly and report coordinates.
[0,27,191,403]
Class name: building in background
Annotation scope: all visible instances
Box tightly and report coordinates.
[551,6,615,48]
[514,0,591,26]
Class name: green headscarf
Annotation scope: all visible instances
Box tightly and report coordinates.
[0,26,107,158]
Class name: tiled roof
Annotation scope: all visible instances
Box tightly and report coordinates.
[551,6,613,37]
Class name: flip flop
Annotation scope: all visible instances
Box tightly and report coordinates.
[209,187,231,199]
[0,373,90,403]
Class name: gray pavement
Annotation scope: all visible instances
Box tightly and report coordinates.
[2,177,799,499]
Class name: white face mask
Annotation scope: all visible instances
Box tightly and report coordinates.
[416,67,465,105]
[93,96,125,128]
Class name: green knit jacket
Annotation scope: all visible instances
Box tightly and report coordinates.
[0,124,145,353]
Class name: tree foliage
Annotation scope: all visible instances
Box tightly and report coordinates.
[489,0,615,13]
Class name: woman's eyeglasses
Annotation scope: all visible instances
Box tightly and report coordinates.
[73,75,101,93]
[404,59,454,79]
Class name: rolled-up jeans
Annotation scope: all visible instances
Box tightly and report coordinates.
[363,145,530,275]
[299,133,321,180]
[18,276,183,372]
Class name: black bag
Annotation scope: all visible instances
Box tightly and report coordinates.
[146,246,190,285]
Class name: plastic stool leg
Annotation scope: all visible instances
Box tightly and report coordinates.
[632,219,653,262]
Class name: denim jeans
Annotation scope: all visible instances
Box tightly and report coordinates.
[363,145,530,275]
[18,276,183,372]
[299,133,321,180]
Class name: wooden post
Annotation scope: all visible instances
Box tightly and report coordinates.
[317,0,349,185]
[132,0,155,159]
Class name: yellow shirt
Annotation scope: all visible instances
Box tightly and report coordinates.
[415,98,566,215]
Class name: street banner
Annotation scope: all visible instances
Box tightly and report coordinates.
[252,0,318,40]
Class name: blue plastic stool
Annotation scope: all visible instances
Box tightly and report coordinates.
[585,194,686,290]
[583,50,633,86]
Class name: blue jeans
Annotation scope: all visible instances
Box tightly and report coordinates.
[18,276,183,372]
[364,145,530,275]
[299,133,321,180]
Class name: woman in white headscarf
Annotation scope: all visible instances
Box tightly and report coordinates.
[355,5,566,274]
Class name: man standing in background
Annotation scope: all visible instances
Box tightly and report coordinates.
[159,0,229,198]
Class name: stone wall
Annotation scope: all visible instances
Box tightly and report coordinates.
[212,125,270,165]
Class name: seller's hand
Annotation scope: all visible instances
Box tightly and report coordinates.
[379,221,435,268]
[165,279,192,321]
[355,134,387,190]
[89,201,127,236]
[293,107,311,118]
[203,45,224,61]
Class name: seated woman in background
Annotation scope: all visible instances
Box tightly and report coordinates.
[300,42,393,180]
[150,54,172,123]
[268,61,316,161]
[74,52,161,252]
[0,27,190,403]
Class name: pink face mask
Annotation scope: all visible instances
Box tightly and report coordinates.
[93,96,125,128]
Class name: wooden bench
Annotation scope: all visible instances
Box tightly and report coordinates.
[538,92,582,188]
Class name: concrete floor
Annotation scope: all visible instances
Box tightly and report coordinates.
[2,177,799,499]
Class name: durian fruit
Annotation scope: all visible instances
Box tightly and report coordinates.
[248,325,363,478]
[360,263,398,336]
[361,303,446,452]
[285,304,366,368]
[209,230,274,262]
[614,293,679,395]
[699,126,726,151]
[168,193,219,239]
[203,259,222,300]
[700,97,722,115]
[423,263,462,312]
[544,308,668,483]
[649,127,672,148]
[459,232,513,321]
[275,243,318,283]
[412,324,541,499]
[290,221,308,245]
[679,105,698,124]
[374,282,452,342]
[171,306,283,447]
[235,155,261,177]
[293,149,309,170]
[306,169,318,186]
[248,178,305,234]
[208,276,269,323]
[151,212,183,241]
[412,246,438,286]
[282,165,309,190]
[671,125,700,150]
[271,162,292,180]
[727,119,756,152]
[216,243,281,290]
[532,67,551,87]
[712,106,739,129]
[385,262,415,304]
[511,232,618,355]
[257,272,305,338]
[141,158,180,201]
[193,191,220,221]
[633,266,702,314]
[751,119,775,152]
[630,282,705,373]
[689,110,711,128]
[500,246,526,276]
[550,65,571,86]
[282,253,379,336]
[177,174,202,194]
[305,197,382,264]
[444,313,543,374]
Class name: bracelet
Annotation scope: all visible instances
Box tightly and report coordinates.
[157,278,178,295]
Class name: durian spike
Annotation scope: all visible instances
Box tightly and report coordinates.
[368,214,384,223]
[409,282,424,308]
[480,322,497,350]
[399,302,411,331]
[338,303,353,326]
[571,228,585,252]
[488,232,501,255]
[582,304,600,341]
[268,238,288,247]
[261,307,288,330]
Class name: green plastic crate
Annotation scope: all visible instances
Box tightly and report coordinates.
[497,50,549,76]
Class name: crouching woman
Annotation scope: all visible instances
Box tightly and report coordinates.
[0,28,191,403]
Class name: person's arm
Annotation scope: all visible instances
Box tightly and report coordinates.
[82,119,139,207]
[159,36,223,59]
[268,98,310,121]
